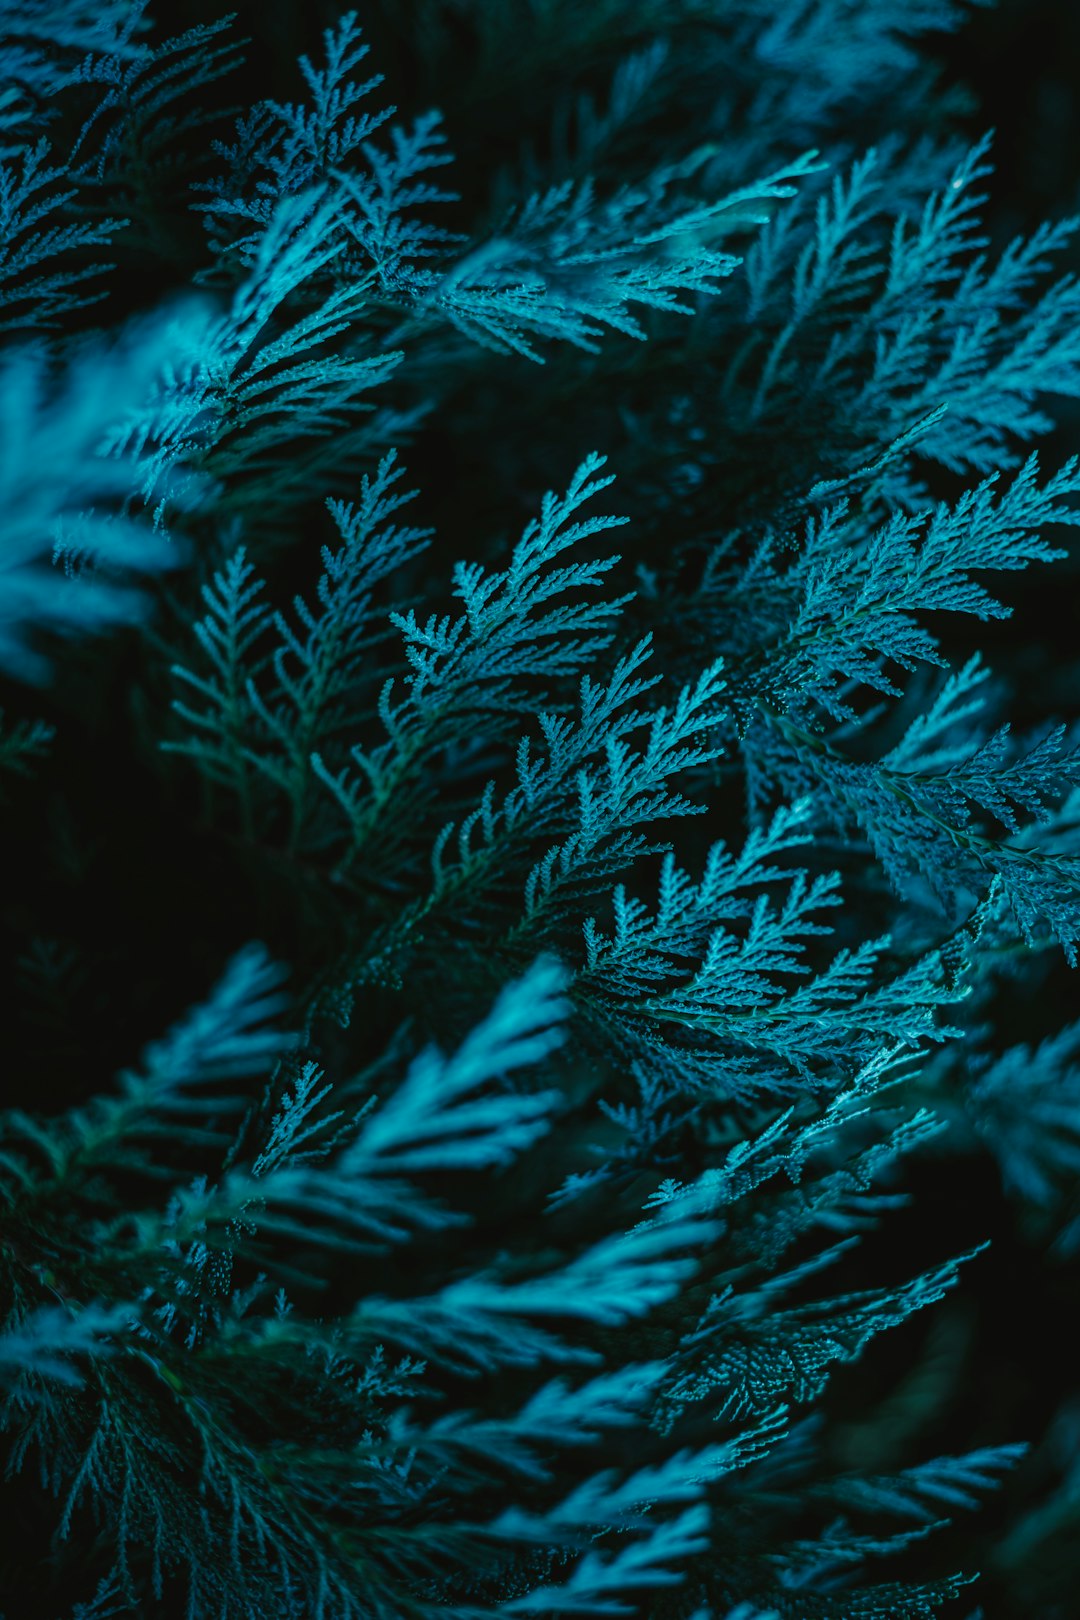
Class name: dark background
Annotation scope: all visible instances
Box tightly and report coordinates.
[865,7,1080,1611]
[4,3,1080,1615]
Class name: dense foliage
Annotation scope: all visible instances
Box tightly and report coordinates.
[3,2,1080,1616]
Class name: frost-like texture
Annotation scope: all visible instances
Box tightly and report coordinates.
[1,4,1078,1620]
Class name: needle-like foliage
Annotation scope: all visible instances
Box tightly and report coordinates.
[3,4,1079,1619]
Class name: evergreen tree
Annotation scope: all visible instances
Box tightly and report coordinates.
[2,2,1079,1616]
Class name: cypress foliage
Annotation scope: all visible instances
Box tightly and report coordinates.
[2,3,1080,1616]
